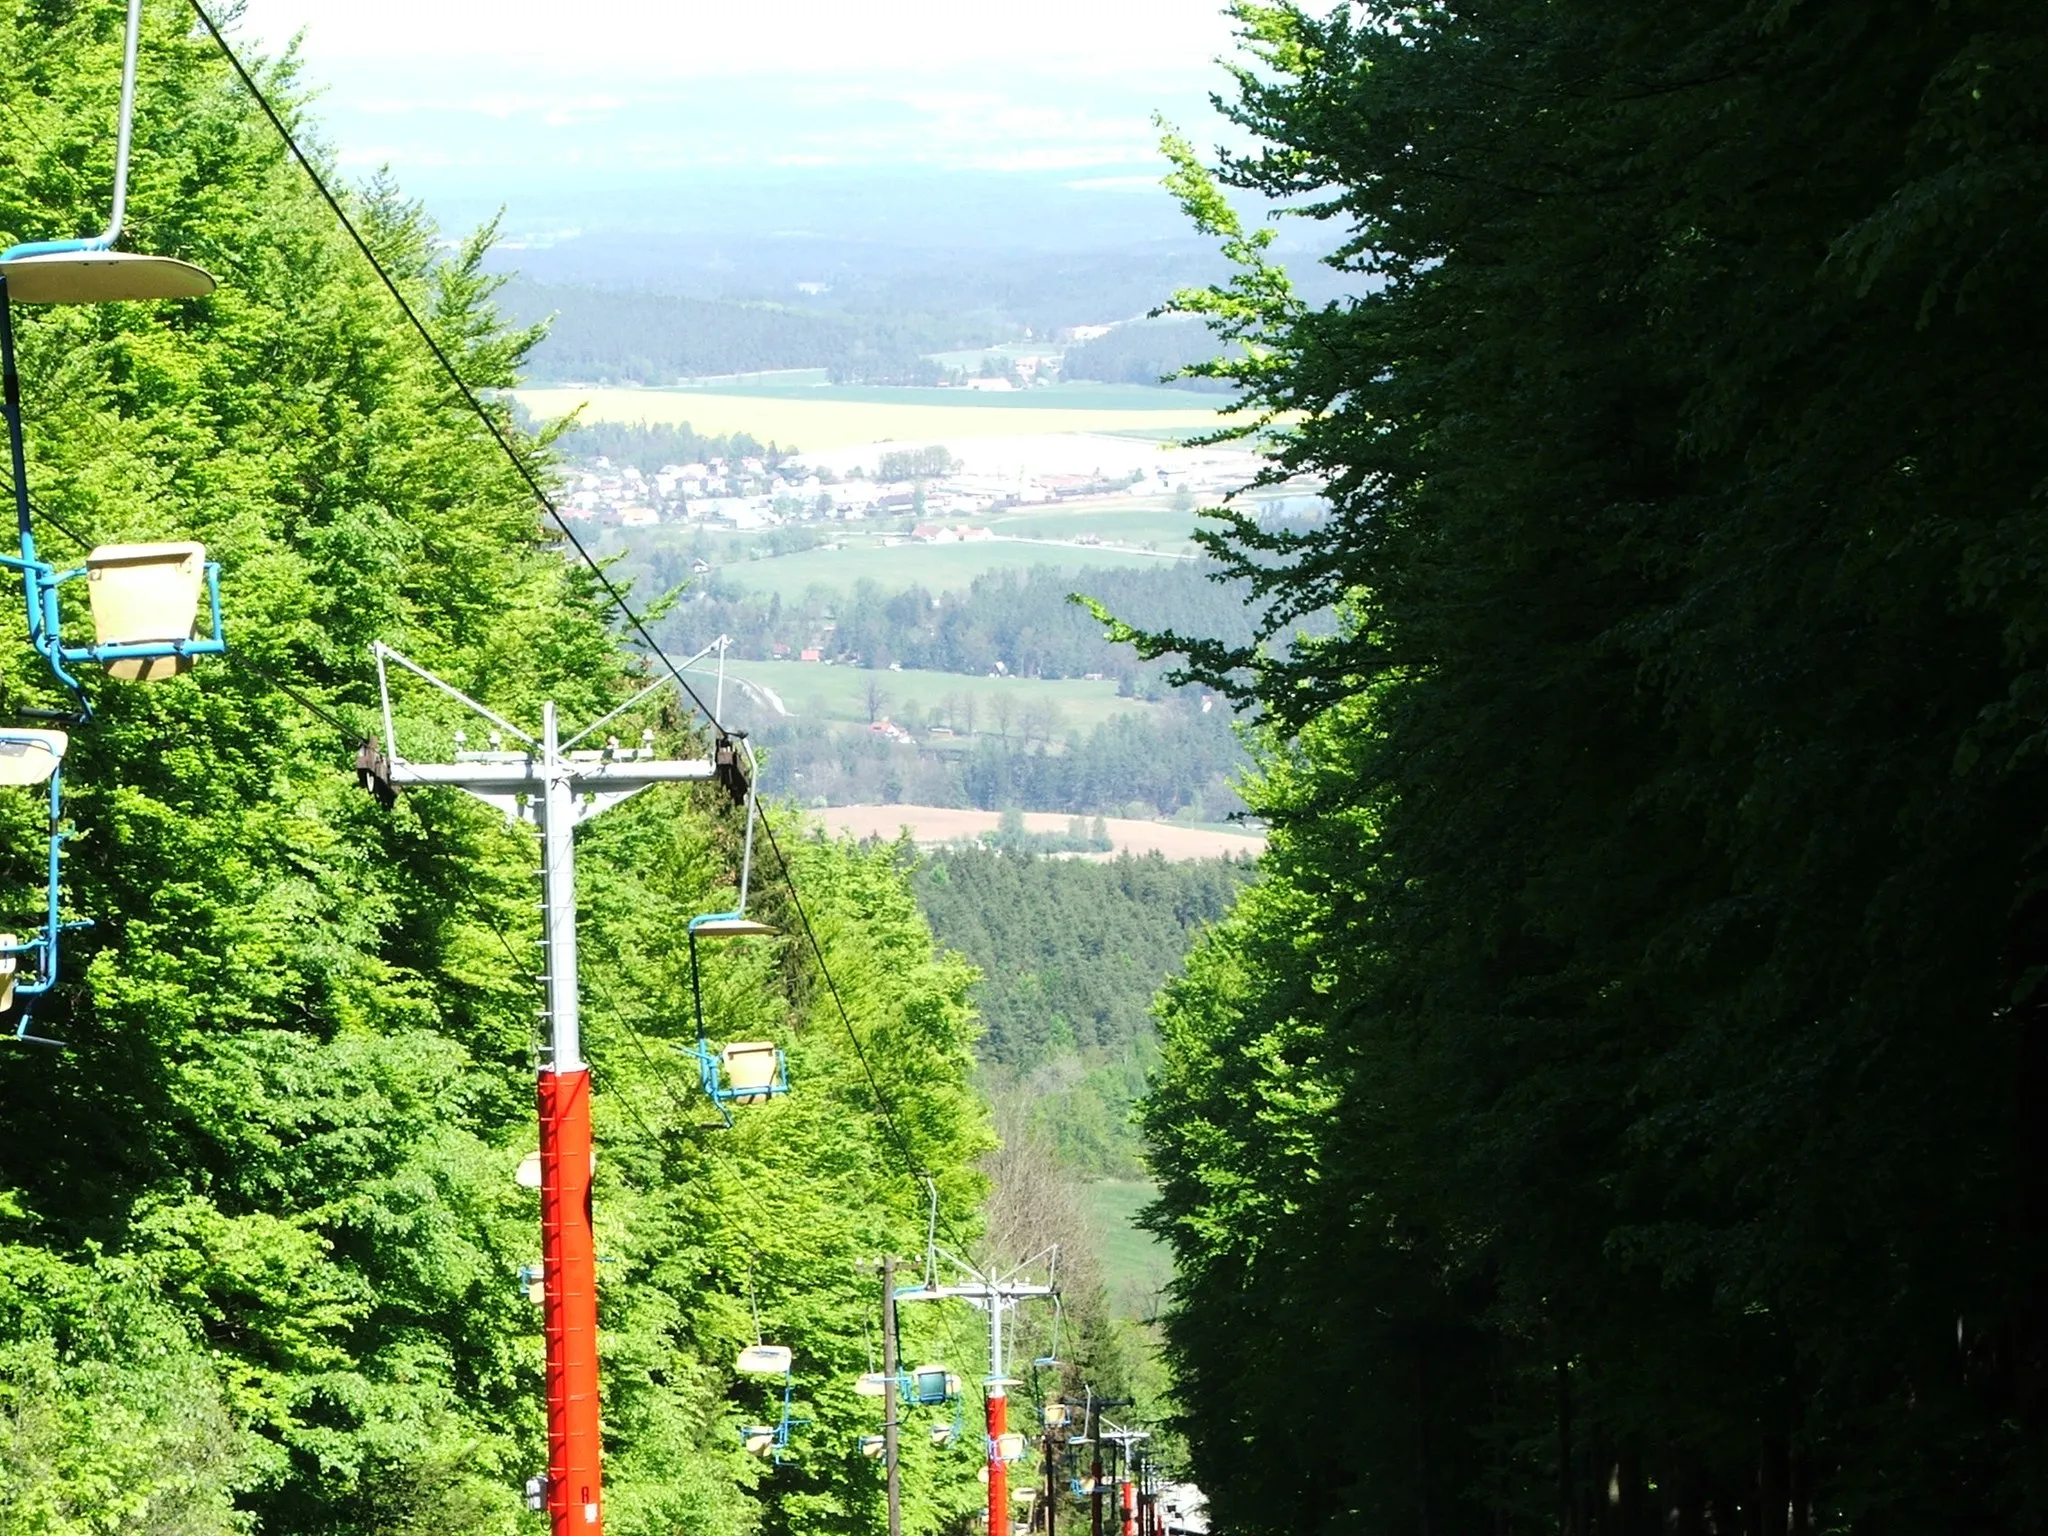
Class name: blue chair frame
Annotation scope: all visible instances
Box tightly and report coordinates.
[688,911,790,1126]
[0,274,225,718]
[0,754,91,1043]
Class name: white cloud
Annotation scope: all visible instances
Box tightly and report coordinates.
[239,0,1238,80]
[229,0,1250,192]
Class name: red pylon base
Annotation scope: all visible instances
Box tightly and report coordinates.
[540,1068,603,1535]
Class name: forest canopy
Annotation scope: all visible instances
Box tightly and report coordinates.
[1130,2,2048,1535]
[0,7,1055,1535]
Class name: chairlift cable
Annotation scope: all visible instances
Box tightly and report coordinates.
[751,803,990,1267]
[184,0,723,732]
[189,0,989,1275]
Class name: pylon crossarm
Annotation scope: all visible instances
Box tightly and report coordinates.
[386,759,717,791]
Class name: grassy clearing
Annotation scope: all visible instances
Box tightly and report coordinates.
[1082,1179,1173,1321]
[688,659,1157,732]
[986,505,1203,547]
[516,385,1224,451]
[671,382,1211,410]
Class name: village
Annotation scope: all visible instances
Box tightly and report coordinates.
[553,435,1266,533]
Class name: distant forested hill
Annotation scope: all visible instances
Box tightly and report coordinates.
[1060,318,1234,392]
[501,280,980,383]
[911,849,1255,1177]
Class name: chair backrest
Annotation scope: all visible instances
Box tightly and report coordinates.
[87,542,206,680]
[743,1427,776,1457]
[995,1432,1028,1462]
[721,1041,783,1102]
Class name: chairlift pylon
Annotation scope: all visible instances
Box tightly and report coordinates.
[0,0,224,717]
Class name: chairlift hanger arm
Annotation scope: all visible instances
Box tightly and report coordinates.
[895,1282,1057,1303]
[559,638,724,752]
[9,0,140,258]
[372,641,537,756]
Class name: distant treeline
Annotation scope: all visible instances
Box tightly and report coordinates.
[502,280,982,384]
[645,561,1273,686]
[753,696,1251,824]
[507,401,789,470]
[1060,318,1236,393]
[912,846,1256,1178]
[550,418,785,471]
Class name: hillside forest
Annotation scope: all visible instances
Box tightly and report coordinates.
[1131,3,2048,1535]
[0,9,1142,1534]
[909,849,1255,1182]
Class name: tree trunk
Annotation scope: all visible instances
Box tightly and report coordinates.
[1557,1359,1575,1536]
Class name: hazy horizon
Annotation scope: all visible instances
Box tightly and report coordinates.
[232,0,1251,275]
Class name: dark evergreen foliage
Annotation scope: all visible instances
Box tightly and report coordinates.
[1127,2,2048,1533]
[912,849,1254,1177]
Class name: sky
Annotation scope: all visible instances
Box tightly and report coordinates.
[229,0,1247,222]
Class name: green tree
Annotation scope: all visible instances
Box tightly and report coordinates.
[0,8,997,1534]
[1123,2,2048,1533]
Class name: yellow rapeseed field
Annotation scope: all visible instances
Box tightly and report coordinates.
[514,386,1224,451]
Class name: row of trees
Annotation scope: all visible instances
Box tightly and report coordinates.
[645,562,1278,686]
[1059,318,1234,393]
[499,280,978,386]
[543,416,787,474]
[1132,3,2048,1535]
[750,701,1251,823]
[0,9,1100,1534]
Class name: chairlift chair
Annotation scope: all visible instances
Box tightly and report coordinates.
[857,1434,886,1459]
[687,905,790,1125]
[992,1431,1029,1464]
[904,1363,961,1407]
[0,729,88,1040]
[0,0,224,716]
[735,1339,805,1463]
